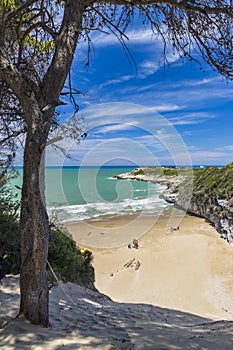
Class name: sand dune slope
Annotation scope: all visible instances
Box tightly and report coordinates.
[1,276,233,350]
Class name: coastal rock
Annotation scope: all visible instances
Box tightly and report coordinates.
[115,169,185,190]
[115,166,233,245]
[175,192,233,244]
[115,168,187,205]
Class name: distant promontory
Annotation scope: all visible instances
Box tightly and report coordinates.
[115,164,233,244]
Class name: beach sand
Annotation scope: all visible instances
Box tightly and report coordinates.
[1,214,233,349]
[67,214,233,320]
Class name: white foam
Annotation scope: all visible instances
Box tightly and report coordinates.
[48,192,171,223]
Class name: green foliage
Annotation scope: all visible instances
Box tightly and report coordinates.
[191,163,233,201]
[132,167,179,176]
[48,226,95,287]
[0,170,20,274]
[1,0,55,61]
[0,171,94,287]
[163,168,178,176]
[25,35,55,52]
[132,168,145,175]
[1,0,16,10]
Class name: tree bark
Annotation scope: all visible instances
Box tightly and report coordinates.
[14,1,85,326]
[19,108,50,327]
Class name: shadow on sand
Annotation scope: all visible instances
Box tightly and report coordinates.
[1,276,233,349]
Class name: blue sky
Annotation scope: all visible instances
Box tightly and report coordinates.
[42,26,233,166]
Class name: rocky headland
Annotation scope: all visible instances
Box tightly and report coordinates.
[115,164,233,244]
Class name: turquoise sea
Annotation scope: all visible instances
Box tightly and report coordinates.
[11,166,171,223]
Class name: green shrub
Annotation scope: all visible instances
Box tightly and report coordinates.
[0,171,94,287]
[132,168,145,175]
[48,226,95,287]
[190,164,233,200]
[132,167,179,176]
[0,170,20,274]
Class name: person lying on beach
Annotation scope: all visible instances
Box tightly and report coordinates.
[170,226,180,231]
[128,239,139,249]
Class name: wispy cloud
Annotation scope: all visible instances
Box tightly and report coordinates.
[87,28,181,81]
[100,75,134,88]
[216,145,233,151]
[182,128,213,136]
[135,43,180,79]
[151,104,185,112]
[168,112,216,125]
[189,150,230,163]
[91,122,139,137]
[89,28,157,47]
[184,77,218,87]
[138,60,160,78]
[187,145,200,151]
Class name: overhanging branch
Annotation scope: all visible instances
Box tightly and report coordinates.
[97,0,233,18]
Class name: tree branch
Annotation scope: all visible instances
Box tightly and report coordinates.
[41,1,88,105]
[0,49,39,123]
[96,0,233,18]
[6,0,39,21]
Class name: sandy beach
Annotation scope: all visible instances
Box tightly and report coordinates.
[67,214,233,320]
[1,213,233,349]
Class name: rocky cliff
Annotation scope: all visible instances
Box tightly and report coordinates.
[115,165,233,244]
[175,164,233,244]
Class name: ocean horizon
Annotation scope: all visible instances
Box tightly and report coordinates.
[10,164,223,223]
[10,166,172,223]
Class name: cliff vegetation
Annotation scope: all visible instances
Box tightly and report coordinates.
[116,164,233,244]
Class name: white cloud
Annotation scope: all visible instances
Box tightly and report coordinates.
[136,43,180,79]
[80,103,143,120]
[101,75,134,87]
[187,145,200,151]
[116,74,233,109]
[151,104,185,112]
[138,60,160,78]
[157,149,230,166]
[182,128,213,136]
[168,112,216,126]
[45,102,195,166]
[45,135,232,167]
[91,122,139,136]
[87,28,181,81]
[89,28,157,48]
[134,134,160,145]
[216,145,233,151]
[189,150,230,163]
[185,78,216,87]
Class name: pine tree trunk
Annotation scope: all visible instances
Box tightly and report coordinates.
[19,121,49,327]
